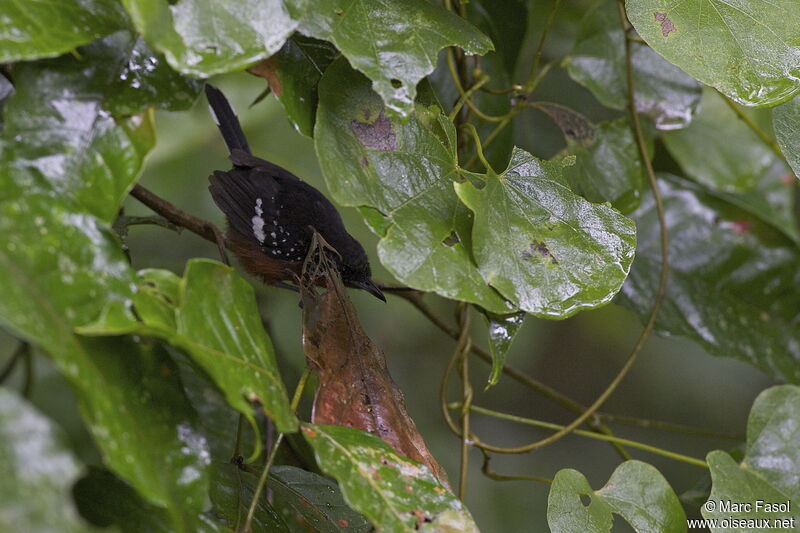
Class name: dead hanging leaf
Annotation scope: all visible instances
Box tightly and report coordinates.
[301,265,450,488]
[248,56,282,96]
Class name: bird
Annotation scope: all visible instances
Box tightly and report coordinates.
[204,84,385,302]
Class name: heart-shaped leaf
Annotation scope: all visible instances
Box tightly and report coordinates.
[455,148,637,318]
[548,461,686,533]
[122,0,308,76]
[703,386,800,527]
[626,0,800,107]
[565,0,701,130]
[315,58,510,313]
[299,0,493,118]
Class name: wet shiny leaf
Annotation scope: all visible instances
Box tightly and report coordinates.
[0,0,127,62]
[773,95,800,179]
[79,260,299,444]
[3,36,156,223]
[299,0,493,118]
[301,423,479,533]
[455,148,637,318]
[627,0,800,107]
[122,0,307,76]
[547,461,685,533]
[74,467,226,533]
[0,46,211,521]
[250,36,337,137]
[703,386,800,526]
[621,174,800,383]
[270,466,372,533]
[484,311,526,387]
[97,32,203,115]
[562,117,648,214]
[210,463,290,532]
[663,89,776,193]
[0,389,90,533]
[565,0,701,130]
[315,58,510,313]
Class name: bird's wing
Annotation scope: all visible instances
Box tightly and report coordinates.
[208,168,309,263]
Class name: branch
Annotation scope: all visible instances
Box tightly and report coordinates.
[130,184,230,265]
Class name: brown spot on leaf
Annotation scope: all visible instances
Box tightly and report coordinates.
[522,240,558,264]
[654,12,676,37]
[359,156,369,168]
[338,519,349,527]
[301,427,317,437]
[781,173,796,185]
[349,109,397,151]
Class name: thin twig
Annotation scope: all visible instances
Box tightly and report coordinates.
[717,90,785,159]
[130,184,230,265]
[456,305,472,501]
[480,451,551,484]
[460,404,707,468]
[241,367,311,533]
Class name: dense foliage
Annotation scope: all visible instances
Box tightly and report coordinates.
[1,0,799,532]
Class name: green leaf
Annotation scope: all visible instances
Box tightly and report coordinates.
[315,58,511,313]
[0,0,128,62]
[547,461,686,533]
[565,0,701,130]
[626,0,800,107]
[0,389,90,532]
[0,48,211,524]
[299,0,493,118]
[3,35,157,222]
[621,174,800,383]
[264,35,338,137]
[773,95,800,179]
[663,89,777,193]
[74,467,226,533]
[561,117,648,214]
[703,385,800,528]
[455,148,637,318]
[301,423,478,533]
[210,463,290,532]
[98,32,203,115]
[269,466,372,533]
[121,0,307,76]
[484,311,525,388]
[79,260,299,442]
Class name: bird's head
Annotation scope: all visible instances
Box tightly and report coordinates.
[339,241,385,302]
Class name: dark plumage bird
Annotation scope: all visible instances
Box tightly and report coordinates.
[205,84,385,301]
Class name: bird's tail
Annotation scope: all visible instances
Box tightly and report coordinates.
[205,84,251,155]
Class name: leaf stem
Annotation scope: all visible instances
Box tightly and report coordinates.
[523,0,563,92]
[480,450,552,483]
[241,367,311,533]
[459,404,708,468]
[456,304,472,501]
[461,124,495,173]
[717,91,785,160]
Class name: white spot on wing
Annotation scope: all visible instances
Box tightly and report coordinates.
[252,198,266,243]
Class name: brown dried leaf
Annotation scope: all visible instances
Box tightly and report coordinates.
[302,272,450,488]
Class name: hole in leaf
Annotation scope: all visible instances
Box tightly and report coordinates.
[579,493,591,507]
[442,231,460,247]
[390,78,402,89]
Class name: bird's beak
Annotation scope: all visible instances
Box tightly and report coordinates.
[352,279,386,302]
